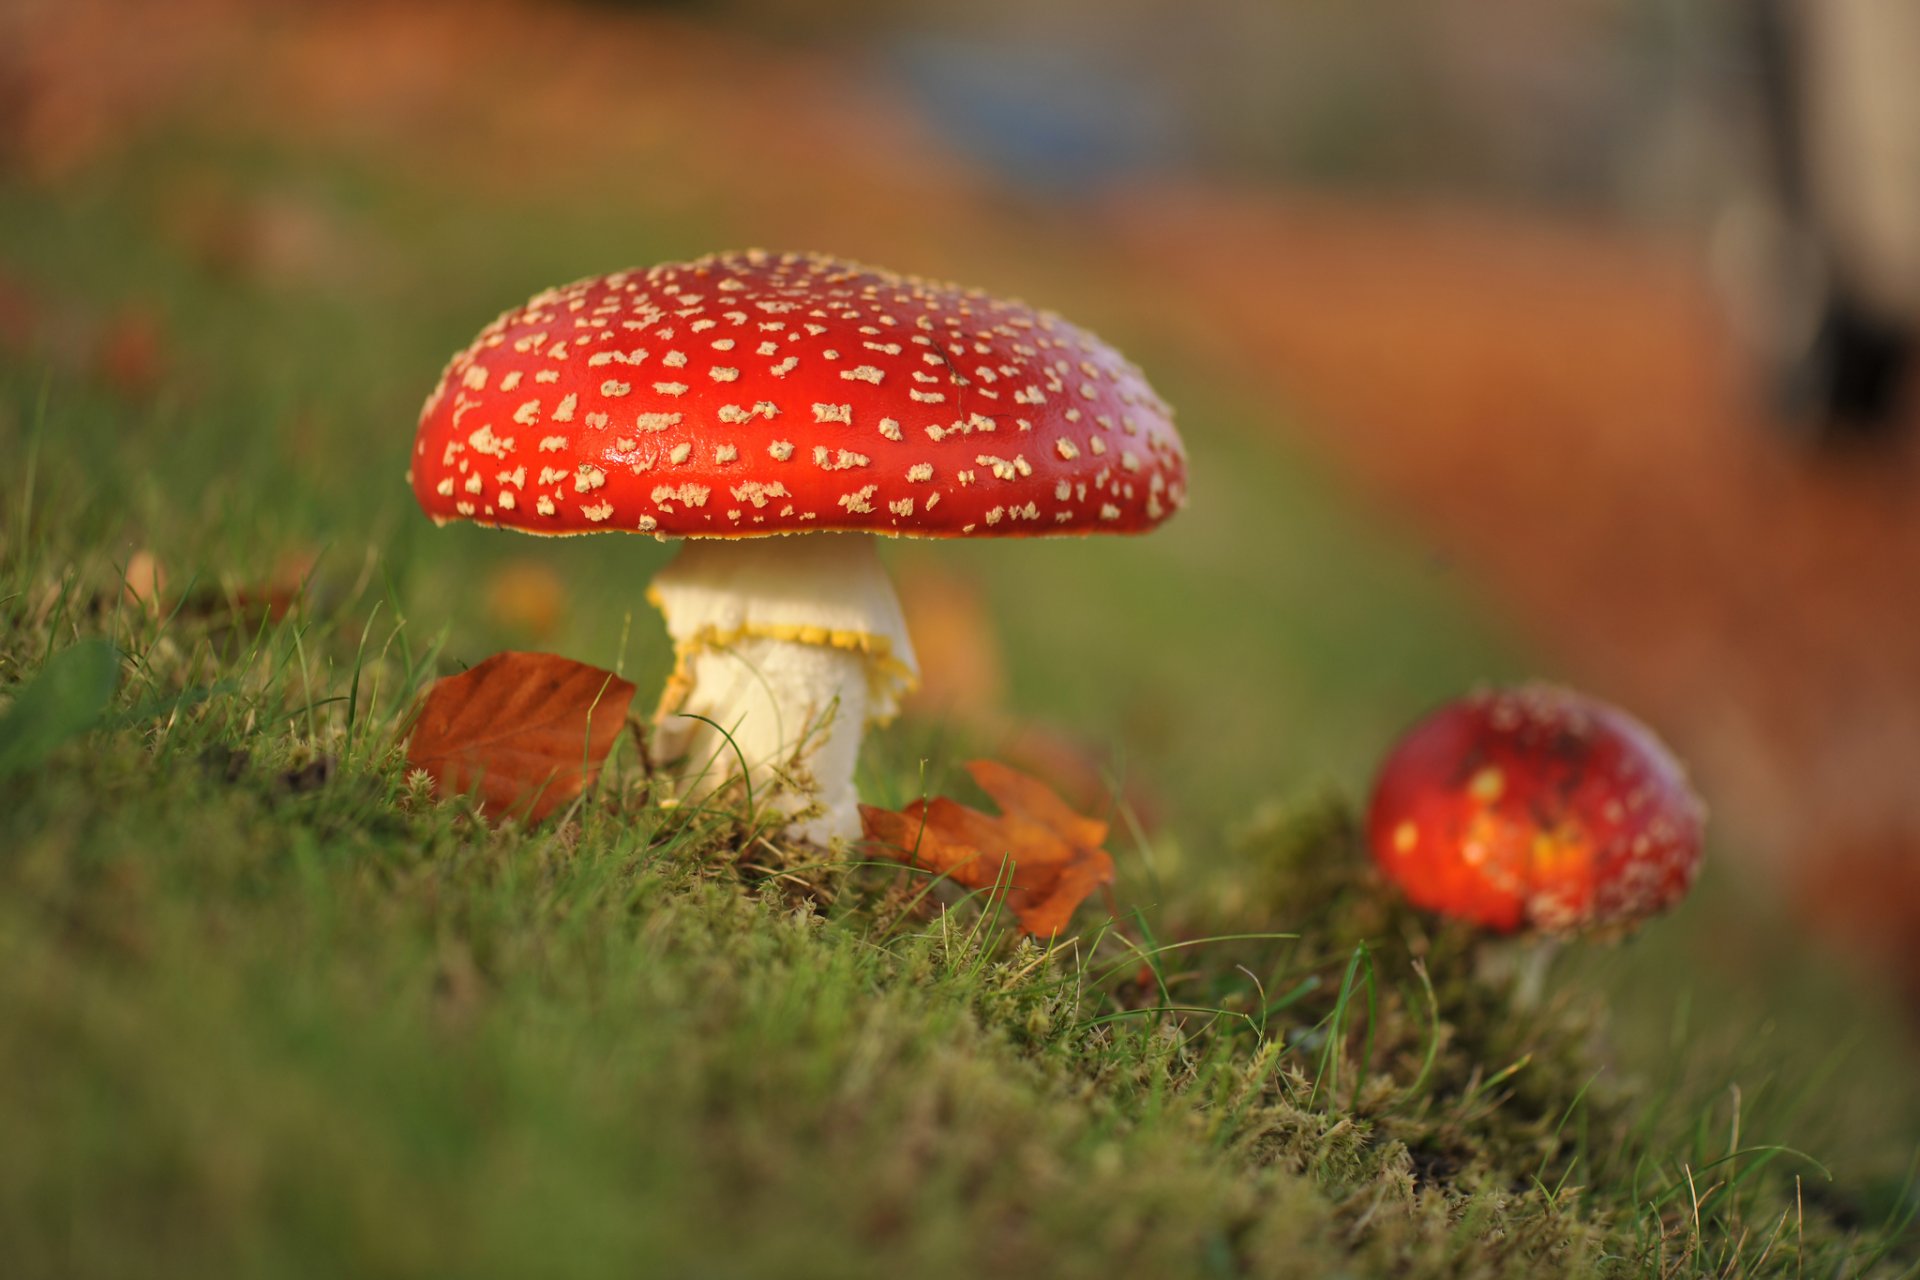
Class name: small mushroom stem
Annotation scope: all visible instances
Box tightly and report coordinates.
[647,534,918,845]
[1476,935,1563,1011]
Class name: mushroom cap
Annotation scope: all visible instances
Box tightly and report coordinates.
[410,251,1187,539]
[1365,684,1706,935]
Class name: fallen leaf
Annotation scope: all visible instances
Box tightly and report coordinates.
[994,720,1164,836]
[859,759,1117,936]
[95,304,167,398]
[894,562,1005,717]
[404,651,635,824]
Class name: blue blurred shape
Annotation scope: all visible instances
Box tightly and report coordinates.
[884,33,1180,198]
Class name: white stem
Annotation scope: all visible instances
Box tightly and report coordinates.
[1477,936,1563,1011]
[647,534,918,845]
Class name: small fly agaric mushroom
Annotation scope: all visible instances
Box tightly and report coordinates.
[1366,684,1706,937]
[410,251,1186,843]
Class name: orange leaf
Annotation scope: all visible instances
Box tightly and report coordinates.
[405,651,636,824]
[858,759,1116,936]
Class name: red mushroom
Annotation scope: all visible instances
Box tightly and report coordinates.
[1366,684,1705,936]
[410,251,1186,843]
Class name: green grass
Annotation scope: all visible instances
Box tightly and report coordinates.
[3,132,1919,1277]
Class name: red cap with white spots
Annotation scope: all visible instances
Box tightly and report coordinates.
[1365,684,1706,936]
[410,250,1187,539]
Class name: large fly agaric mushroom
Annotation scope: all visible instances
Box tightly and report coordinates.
[410,251,1186,843]
[1366,684,1706,937]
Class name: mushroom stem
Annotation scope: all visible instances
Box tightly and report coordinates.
[647,534,918,845]
[1475,935,1563,1011]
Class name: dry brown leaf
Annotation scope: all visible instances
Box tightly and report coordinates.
[405,651,636,824]
[95,304,167,398]
[894,562,1006,718]
[994,720,1164,836]
[859,759,1117,937]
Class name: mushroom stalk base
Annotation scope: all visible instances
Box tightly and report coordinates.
[1475,936,1563,1011]
[647,535,918,846]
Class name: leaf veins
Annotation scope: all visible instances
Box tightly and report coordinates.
[405,651,636,824]
[859,759,1116,936]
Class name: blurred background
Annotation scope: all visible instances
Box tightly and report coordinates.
[4,0,1919,1066]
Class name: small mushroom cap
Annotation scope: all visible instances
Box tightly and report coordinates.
[410,250,1187,538]
[1366,684,1706,935]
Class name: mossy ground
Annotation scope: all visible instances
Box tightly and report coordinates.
[3,132,1919,1278]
